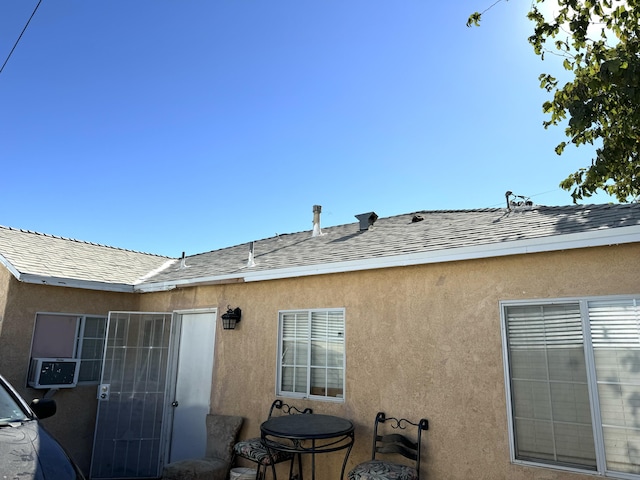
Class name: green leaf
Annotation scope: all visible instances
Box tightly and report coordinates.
[466,12,482,27]
[555,142,567,155]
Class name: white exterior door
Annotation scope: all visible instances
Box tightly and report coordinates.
[167,311,216,463]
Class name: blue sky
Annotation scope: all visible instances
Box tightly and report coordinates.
[0,0,614,257]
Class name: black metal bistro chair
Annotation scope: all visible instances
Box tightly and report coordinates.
[233,399,313,480]
[348,412,429,480]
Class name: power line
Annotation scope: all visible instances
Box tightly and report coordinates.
[0,0,43,76]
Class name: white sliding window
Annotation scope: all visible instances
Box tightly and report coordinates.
[589,299,640,475]
[504,303,597,469]
[30,313,107,385]
[502,297,640,478]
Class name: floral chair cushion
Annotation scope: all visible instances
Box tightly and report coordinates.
[233,438,293,466]
[348,460,418,480]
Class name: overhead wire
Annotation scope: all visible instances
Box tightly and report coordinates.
[0,0,43,76]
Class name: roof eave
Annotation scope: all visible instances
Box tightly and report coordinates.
[134,275,244,293]
[0,254,22,281]
[18,273,135,293]
[135,225,640,292]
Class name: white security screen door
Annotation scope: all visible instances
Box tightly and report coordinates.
[168,311,216,463]
[91,312,173,479]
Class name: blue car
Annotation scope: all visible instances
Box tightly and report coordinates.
[0,373,85,479]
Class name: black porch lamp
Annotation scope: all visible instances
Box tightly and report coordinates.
[221,306,242,330]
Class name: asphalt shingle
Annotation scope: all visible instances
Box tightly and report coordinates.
[1,204,639,290]
[0,226,174,287]
[145,204,640,284]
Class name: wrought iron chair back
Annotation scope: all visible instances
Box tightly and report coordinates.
[349,412,429,480]
[233,399,312,480]
[268,399,313,418]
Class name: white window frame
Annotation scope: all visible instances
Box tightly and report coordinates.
[276,308,346,402]
[30,312,107,385]
[501,295,640,479]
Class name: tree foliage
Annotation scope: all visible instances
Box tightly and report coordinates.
[468,0,640,202]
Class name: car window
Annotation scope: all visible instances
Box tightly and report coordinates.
[0,383,28,423]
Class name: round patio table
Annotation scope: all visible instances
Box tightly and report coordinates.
[261,413,355,480]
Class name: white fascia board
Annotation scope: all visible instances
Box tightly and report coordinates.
[245,225,640,282]
[134,274,244,293]
[136,226,640,292]
[0,254,22,281]
[18,273,135,293]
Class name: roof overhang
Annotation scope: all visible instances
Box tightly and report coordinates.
[17,274,136,292]
[2,264,136,292]
[0,254,22,280]
[134,225,640,293]
[0,254,173,293]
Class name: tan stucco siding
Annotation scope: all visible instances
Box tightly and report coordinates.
[138,243,640,480]
[0,265,12,339]
[1,242,638,479]
[0,276,138,475]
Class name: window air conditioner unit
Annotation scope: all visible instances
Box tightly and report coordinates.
[28,358,80,389]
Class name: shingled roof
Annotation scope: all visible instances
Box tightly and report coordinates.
[1,204,639,293]
[0,226,174,292]
[138,203,640,291]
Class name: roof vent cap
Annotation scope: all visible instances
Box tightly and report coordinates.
[355,212,378,231]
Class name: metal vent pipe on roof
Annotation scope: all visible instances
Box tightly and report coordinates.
[312,205,323,237]
[355,212,378,231]
[247,241,256,267]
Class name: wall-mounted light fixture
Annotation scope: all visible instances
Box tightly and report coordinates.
[221,306,242,330]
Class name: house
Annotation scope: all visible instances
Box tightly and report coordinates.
[0,202,639,480]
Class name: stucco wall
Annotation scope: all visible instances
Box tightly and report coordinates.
[1,243,638,479]
[0,264,11,339]
[0,275,138,475]
[140,243,640,480]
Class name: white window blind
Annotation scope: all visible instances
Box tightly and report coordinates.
[505,303,597,469]
[588,299,640,475]
[281,311,310,395]
[278,309,345,400]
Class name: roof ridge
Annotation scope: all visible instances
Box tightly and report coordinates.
[409,208,503,214]
[0,224,171,258]
[409,204,631,214]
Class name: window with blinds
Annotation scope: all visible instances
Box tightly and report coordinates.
[502,298,640,478]
[588,299,640,475]
[278,309,345,401]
